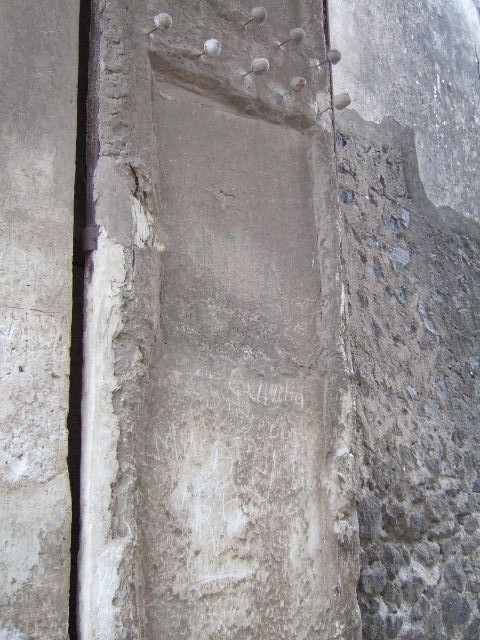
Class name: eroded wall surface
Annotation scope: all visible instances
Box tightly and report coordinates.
[331,0,480,638]
[80,1,360,638]
[0,1,79,638]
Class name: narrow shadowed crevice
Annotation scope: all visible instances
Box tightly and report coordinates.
[322,0,331,48]
[322,0,337,153]
[67,0,91,637]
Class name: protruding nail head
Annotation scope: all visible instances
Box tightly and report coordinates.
[154,13,173,31]
[244,57,270,77]
[289,76,307,92]
[327,49,342,64]
[279,27,305,47]
[243,6,268,27]
[333,92,351,109]
[146,12,173,35]
[198,38,222,57]
[320,93,352,115]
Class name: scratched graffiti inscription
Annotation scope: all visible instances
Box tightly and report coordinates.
[153,362,324,506]
[147,359,325,603]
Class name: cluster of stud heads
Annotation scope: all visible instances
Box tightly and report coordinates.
[146,8,350,111]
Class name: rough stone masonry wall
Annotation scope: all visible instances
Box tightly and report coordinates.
[336,117,480,639]
[330,0,480,637]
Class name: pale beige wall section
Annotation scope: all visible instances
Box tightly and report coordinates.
[0,2,79,638]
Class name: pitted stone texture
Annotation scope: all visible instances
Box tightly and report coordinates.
[337,113,480,640]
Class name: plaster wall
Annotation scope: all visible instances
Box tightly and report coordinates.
[79,1,480,638]
[79,1,360,638]
[0,1,79,638]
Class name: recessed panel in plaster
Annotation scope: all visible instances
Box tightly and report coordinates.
[137,84,334,639]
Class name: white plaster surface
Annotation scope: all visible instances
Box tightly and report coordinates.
[79,229,128,640]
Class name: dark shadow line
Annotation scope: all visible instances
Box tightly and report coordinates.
[67,0,91,637]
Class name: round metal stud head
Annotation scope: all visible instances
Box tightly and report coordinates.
[204,38,222,57]
[251,57,270,74]
[251,7,268,24]
[333,92,351,110]
[289,76,307,92]
[326,49,342,64]
[290,27,305,44]
[153,12,173,31]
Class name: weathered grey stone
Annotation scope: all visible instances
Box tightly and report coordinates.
[441,592,471,629]
[363,613,387,640]
[330,0,480,221]
[467,577,480,594]
[462,535,480,555]
[398,626,427,640]
[443,559,466,593]
[464,617,480,640]
[382,544,404,579]
[402,576,426,605]
[386,614,403,638]
[425,608,447,639]
[389,248,410,267]
[362,564,387,595]
[358,493,383,541]
[382,583,402,613]
[0,1,78,637]
[430,520,459,540]
[415,541,440,567]
[340,189,355,204]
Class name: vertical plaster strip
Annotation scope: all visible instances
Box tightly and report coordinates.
[79,229,128,640]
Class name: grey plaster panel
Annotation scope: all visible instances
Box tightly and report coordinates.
[145,0,328,129]
[0,1,79,637]
[136,84,337,639]
[329,0,480,221]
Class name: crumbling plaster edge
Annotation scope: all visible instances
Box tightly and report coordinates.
[312,127,362,637]
[78,228,130,640]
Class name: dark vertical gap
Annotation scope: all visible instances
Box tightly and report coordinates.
[322,0,331,47]
[67,0,91,637]
[322,0,337,155]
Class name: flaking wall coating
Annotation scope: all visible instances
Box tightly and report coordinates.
[330,0,480,221]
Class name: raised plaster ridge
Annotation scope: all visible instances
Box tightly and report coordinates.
[79,228,128,640]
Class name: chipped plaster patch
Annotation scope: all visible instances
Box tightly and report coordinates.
[131,195,165,251]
